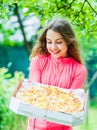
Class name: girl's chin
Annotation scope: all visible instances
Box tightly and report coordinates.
[52,54,60,59]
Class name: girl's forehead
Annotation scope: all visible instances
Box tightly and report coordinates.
[46,29,63,39]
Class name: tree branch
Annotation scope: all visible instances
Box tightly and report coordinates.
[14,3,32,55]
[57,0,75,10]
[86,71,97,91]
[72,0,86,23]
[67,0,75,9]
[86,0,97,15]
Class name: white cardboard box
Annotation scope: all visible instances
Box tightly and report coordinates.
[9,96,86,126]
[9,97,46,119]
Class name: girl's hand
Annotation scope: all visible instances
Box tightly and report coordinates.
[13,80,22,97]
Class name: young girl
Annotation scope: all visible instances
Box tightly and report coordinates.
[27,18,87,130]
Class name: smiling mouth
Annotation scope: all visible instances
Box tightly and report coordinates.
[52,51,60,54]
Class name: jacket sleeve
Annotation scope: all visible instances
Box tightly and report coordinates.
[29,56,41,82]
[70,65,87,89]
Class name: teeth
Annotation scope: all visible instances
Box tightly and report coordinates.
[52,52,58,54]
[52,51,59,53]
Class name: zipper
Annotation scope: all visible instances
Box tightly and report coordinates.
[33,118,36,130]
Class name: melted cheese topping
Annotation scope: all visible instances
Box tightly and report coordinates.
[16,85,83,114]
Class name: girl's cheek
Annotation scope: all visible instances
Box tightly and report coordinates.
[47,44,51,49]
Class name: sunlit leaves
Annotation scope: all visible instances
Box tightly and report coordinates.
[0,0,97,60]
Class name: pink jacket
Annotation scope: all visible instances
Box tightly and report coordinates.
[27,54,87,130]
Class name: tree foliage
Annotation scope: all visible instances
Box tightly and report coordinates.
[0,0,97,58]
[1,0,97,35]
[0,67,27,130]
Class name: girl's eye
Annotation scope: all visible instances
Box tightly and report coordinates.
[47,41,52,44]
[56,42,62,44]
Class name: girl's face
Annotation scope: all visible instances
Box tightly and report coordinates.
[46,29,68,58]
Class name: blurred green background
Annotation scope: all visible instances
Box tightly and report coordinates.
[0,0,97,130]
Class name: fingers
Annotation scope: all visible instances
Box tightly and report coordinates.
[13,80,22,97]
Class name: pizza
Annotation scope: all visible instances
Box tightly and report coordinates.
[16,85,84,114]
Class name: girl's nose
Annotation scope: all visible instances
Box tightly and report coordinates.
[51,43,57,50]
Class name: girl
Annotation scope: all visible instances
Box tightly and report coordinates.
[26,18,87,130]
